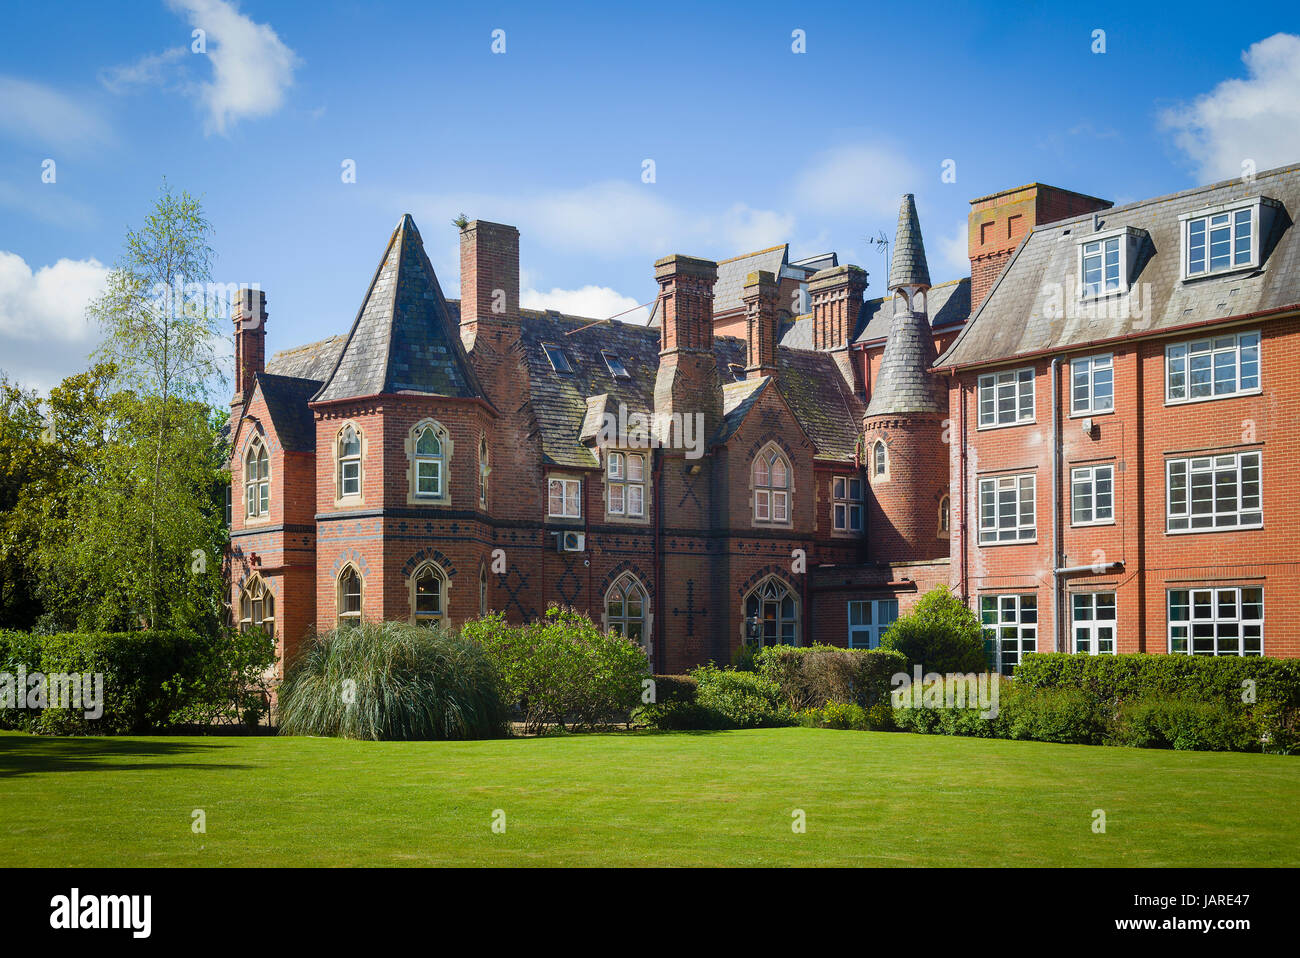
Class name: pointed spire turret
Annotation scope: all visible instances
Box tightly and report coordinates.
[314,214,486,403]
[888,193,931,292]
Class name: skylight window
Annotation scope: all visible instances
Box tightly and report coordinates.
[602,350,629,377]
[542,343,572,373]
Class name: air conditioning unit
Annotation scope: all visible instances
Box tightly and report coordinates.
[558,531,585,553]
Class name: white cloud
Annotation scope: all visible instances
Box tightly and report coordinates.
[130,0,301,135]
[0,252,107,342]
[794,143,921,220]
[403,180,796,264]
[99,47,189,94]
[1163,32,1300,181]
[0,252,109,392]
[521,285,649,324]
[0,76,113,150]
[933,219,971,281]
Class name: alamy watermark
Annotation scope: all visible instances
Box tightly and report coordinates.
[891,665,999,719]
[595,400,705,460]
[1,669,104,719]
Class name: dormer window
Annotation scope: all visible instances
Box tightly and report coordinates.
[1081,236,1121,297]
[1076,226,1141,299]
[1180,198,1270,280]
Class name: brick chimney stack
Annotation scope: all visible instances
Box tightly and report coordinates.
[232,287,267,404]
[808,264,867,394]
[459,220,520,346]
[968,184,1111,312]
[653,254,722,443]
[742,270,779,380]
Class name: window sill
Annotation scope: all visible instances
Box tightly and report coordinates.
[1179,262,1260,283]
[1165,523,1264,536]
[1068,407,1115,420]
[1165,387,1262,408]
[978,538,1039,548]
[1070,519,1116,529]
[976,419,1037,432]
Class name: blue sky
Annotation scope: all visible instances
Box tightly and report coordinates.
[2,0,1298,390]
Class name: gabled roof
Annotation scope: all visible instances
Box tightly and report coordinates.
[712,338,865,462]
[854,277,970,345]
[266,334,346,381]
[313,215,485,403]
[254,373,321,452]
[716,377,770,444]
[519,313,662,468]
[938,163,1300,370]
[888,194,931,290]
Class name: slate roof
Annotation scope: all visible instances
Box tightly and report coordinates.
[888,194,931,290]
[711,338,866,461]
[254,373,321,452]
[314,215,485,403]
[863,302,946,416]
[266,334,345,381]
[854,277,970,345]
[519,313,662,468]
[938,163,1300,369]
[647,244,790,326]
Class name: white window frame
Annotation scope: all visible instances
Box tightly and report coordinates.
[547,477,582,518]
[244,438,270,519]
[1180,200,1262,280]
[412,423,447,499]
[848,599,897,649]
[977,367,1035,428]
[1070,354,1114,416]
[832,475,863,532]
[1070,464,1115,526]
[336,424,363,500]
[978,473,1036,545]
[1078,234,1123,298]
[606,451,646,518]
[1071,592,1116,655]
[1168,587,1263,656]
[752,445,791,525]
[1166,451,1262,533]
[1165,330,1261,405]
[981,594,1038,675]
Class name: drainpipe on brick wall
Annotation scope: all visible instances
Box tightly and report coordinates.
[653,451,664,674]
[957,372,968,601]
[1050,356,1062,653]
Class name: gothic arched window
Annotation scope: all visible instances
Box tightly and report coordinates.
[337,425,363,499]
[743,577,798,648]
[753,445,791,524]
[238,575,274,633]
[410,562,447,626]
[244,437,269,518]
[605,573,649,648]
[337,566,363,630]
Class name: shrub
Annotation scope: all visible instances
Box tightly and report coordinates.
[999,685,1109,745]
[1114,696,1257,752]
[0,629,220,734]
[463,607,648,734]
[170,627,277,728]
[879,587,987,674]
[692,664,795,728]
[755,643,905,711]
[635,700,731,731]
[277,621,508,741]
[1015,652,1300,752]
[648,674,697,705]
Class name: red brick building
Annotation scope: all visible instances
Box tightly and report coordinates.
[228,163,1300,674]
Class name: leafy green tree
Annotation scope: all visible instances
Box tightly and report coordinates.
[880,586,988,674]
[86,181,227,626]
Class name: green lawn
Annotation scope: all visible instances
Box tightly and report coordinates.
[1,728,1296,866]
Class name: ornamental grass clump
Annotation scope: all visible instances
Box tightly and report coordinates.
[277,621,508,741]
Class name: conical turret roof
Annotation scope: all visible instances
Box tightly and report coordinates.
[887,193,931,291]
[314,214,485,403]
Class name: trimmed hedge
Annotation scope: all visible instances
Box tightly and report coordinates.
[755,644,906,711]
[799,701,895,731]
[0,629,221,734]
[648,674,698,705]
[1013,653,1300,709]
